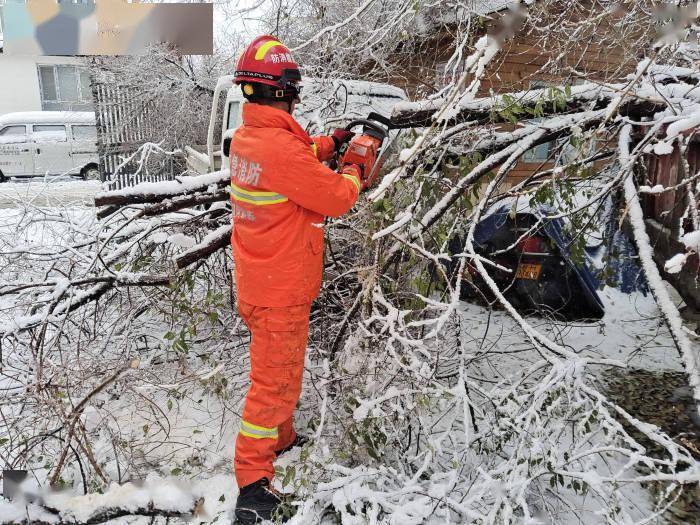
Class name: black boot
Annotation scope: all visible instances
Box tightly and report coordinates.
[274,434,309,458]
[234,478,283,524]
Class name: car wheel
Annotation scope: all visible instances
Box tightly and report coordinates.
[82,166,100,181]
[0,171,7,183]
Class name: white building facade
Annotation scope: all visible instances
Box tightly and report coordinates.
[0,54,94,118]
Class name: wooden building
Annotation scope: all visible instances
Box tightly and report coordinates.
[643,130,700,309]
[385,2,652,183]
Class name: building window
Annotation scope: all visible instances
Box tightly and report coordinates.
[37,65,94,111]
[522,132,554,163]
[436,60,467,89]
[521,80,555,163]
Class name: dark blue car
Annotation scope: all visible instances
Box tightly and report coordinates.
[447,204,606,320]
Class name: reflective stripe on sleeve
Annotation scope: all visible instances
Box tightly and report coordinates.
[231,183,288,205]
[311,143,318,157]
[341,172,361,192]
[240,420,279,439]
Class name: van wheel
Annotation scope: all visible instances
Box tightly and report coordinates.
[82,166,100,181]
[0,171,7,183]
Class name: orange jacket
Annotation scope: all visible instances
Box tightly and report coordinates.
[229,103,361,307]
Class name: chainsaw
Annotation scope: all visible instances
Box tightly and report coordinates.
[337,112,393,189]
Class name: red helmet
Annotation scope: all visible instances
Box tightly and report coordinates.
[235,35,301,92]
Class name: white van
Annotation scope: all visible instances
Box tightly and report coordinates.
[186,76,407,174]
[0,111,99,182]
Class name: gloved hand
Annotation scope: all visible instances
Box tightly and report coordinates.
[343,161,376,191]
[331,129,355,151]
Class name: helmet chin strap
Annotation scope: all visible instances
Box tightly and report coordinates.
[286,93,300,114]
[240,82,299,113]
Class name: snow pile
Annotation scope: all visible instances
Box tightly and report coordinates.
[48,478,195,522]
[653,140,674,155]
[682,230,700,251]
[168,233,196,249]
[0,475,238,524]
[667,110,700,140]
[665,253,688,274]
[638,184,665,194]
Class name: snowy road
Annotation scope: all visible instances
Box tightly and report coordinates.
[0,179,100,209]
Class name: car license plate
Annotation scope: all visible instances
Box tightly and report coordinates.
[516,263,541,280]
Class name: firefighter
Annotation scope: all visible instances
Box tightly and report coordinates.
[229,35,379,524]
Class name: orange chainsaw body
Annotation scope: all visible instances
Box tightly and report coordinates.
[340,133,383,188]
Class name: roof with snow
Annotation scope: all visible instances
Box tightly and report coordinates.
[413,0,530,36]
[0,111,96,126]
[320,78,407,100]
[472,0,515,15]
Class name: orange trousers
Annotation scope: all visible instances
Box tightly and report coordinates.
[234,300,311,488]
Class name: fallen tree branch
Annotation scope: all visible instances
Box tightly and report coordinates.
[174,223,232,269]
[1,272,171,336]
[94,169,229,207]
[0,498,204,525]
[390,77,696,129]
[96,188,229,220]
[1,273,171,297]
[49,359,140,486]
[419,109,608,231]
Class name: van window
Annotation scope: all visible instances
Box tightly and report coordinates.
[72,125,97,141]
[0,126,27,144]
[227,101,241,130]
[33,125,68,143]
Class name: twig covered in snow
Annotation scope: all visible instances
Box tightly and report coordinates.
[175,224,232,270]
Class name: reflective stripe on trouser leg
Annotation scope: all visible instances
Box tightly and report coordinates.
[240,420,278,439]
[234,301,311,488]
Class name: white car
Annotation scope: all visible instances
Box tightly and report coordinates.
[186,76,407,175]
[0,111,99,182]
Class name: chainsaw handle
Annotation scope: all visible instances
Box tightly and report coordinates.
[343,119,389,141]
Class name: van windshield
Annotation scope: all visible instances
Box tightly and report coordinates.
[227,101,241,131]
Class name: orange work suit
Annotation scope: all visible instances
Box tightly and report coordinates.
[229,103,360,487]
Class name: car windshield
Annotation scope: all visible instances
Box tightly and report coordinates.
[227,101,241,130]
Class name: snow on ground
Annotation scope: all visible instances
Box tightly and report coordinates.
[0,179,101,209]
[0,475,237,524]
[455,286,689,377]
[0,181,696,523]
[0,284,692,523]
[448,288,693,523]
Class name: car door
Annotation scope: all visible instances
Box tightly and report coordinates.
[70,124,98,172]
[32,124,74,176]
[0,125,33,177]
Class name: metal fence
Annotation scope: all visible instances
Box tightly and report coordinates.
[91,72,182,189]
